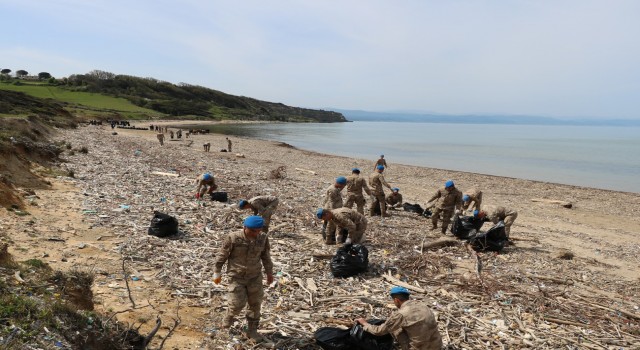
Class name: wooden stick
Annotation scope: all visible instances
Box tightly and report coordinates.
[531,198,572,208]
[543,316,586,327]
[420,239,459,250]
[382,273,426,293]
[295,168,317,175]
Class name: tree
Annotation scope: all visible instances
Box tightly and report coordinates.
[1,69,10,75]
[16,70,28,78]
[38,72,52,80]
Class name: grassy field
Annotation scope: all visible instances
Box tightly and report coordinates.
[0,82,157,114]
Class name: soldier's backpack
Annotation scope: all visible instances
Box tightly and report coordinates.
[469,221,508,252]
[148,211,179,238]
[210,191,228,202]
[330,244,369,278]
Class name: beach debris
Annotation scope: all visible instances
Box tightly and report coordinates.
[531,198,573,208]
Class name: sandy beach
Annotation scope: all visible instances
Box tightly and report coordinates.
[1,121,639,349]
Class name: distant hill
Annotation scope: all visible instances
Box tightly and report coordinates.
[333,109,640,126]
[0,70,346,123]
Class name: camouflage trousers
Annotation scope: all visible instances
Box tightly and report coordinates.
[260,200,279,233]
[344,194,366,214]
[502,212,518,237]
[431,207,454,234]
[349,221,368,244]
[369,193,387,216]
[226,275,264,320]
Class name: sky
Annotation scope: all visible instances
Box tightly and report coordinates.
[1,0,639,119]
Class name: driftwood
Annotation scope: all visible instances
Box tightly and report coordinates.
[382,272,426,293]
[295,167,317,175]
[531,198,573,208]
[150,171,180,177]
[421,239,459,250]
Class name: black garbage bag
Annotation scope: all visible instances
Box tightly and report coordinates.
[469,221,508,252]
[451,214,484,240]
[330,244,369,278]
[314,327,351,350]
[148,211,178,237]
[402,202,424,215]
[348,319,394,350]
[210,191,228,202]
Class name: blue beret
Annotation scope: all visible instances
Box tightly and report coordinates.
[238,199,248,208]
[336,176,347,185]
[203,173,213,180]
[352,168,360,173]
[473,210,479,217]
[445,180,454,188]
[377,165,385,171]
[380,154,384,157]
[463,195,470,202]
[316,208,324,219]
[243,216,264,229]
[392,187,400,192]
[390,286,410,296]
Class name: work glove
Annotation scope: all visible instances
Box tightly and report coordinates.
[213,273,221,284]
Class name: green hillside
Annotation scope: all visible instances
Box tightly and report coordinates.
[0,70,346,122]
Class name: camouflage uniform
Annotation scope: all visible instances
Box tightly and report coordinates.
[374,158,388,170]
[213,230,274,328]
[363,300,443,350]
[248,195,279,233]
[322,184,344,243]
[462,188,483,212]
[427,187,463,234]
[485,205,518,237]
[369,172,392,216]
[327,208,368,244]
[197,175,217,197]
[386,192,403,208]
[156,133,164,146]
[227,138,232,152]
[344,174,372,214]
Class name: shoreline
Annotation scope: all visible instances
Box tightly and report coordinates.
[162,122,640,194]
[2,122,638,348]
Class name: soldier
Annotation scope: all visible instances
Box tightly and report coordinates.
[203,142,211,152]
[386,187,403,209]
[196,172,217,198]
[425,180,463,234]
[480,206,518,238]
[156,132,165,146]
[170,130,174,139]
[356,286,443,350]
[374,154,388,170]
[462,188,483,212]
[226,137,233,152]
[344,168,372,214]
[316,207,368,244]
[238,195,279,233]
[369,165,392,217]
[321,177,347,243]
[213,216,274,342]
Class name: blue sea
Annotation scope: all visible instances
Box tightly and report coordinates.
[201,122,640,193]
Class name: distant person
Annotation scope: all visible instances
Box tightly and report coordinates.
[321,176,347,243]
[213,216,273,342]
[369,165,392,217]
[156,132,165,146]
[344,168,372,214]
[196,172,217,198]
[226,137,233,152]
[374,154,388,170]
[316,207,368,244]
[356,286,442,350]
[462,188,483,212]
[480,205,518,238]
[386,187,403,209]
[238,196,279,233]
[170,130,174,139]
[176,129,182,139]
[425,180,463,234]
[203,142,211,152]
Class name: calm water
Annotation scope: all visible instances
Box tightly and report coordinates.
[197,122,640,193]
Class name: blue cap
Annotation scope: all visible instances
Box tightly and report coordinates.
[473,210,479,217]
[463,194,470,201]
[244,216,264,229]
[377,165,385,171]
[380,154,384,157]
[238,199,248,208]
[316,208,324,219]
[392,187,400,192]
[445,180,454,188]
[336,176,347,185]
[390,286,410,296]
[203,173,213,180]
[352,168,360,173]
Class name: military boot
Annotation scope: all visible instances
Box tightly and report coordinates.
[245,317,264,342]
[222,314,235,328]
